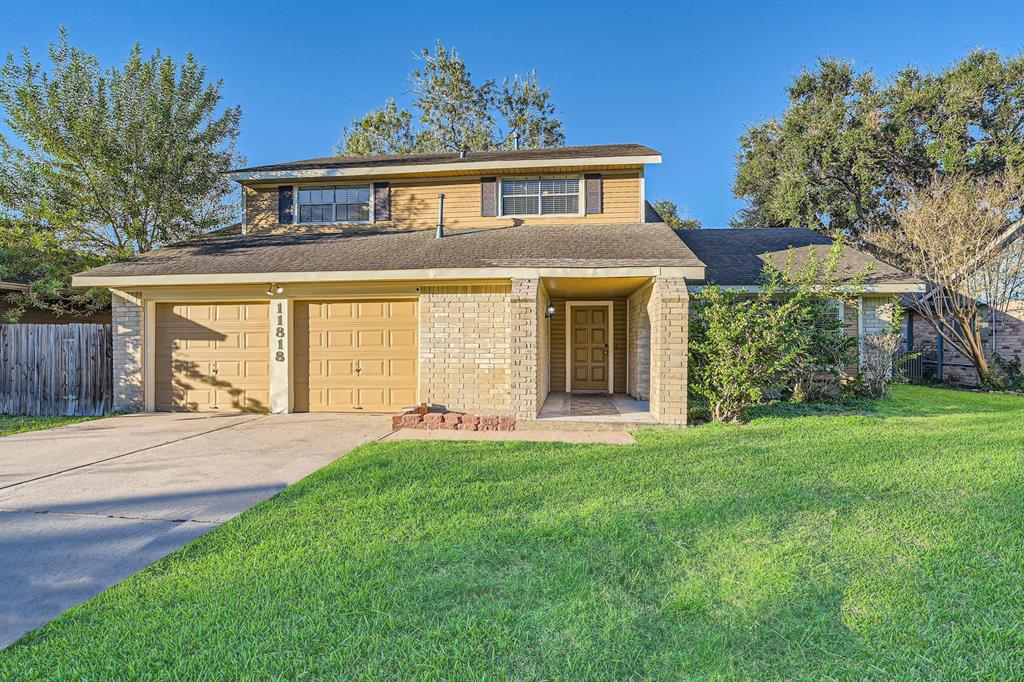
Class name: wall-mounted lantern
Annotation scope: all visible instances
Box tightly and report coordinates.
[545,303,556,319]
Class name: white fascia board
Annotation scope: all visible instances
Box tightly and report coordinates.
[687,282,927,294]
[229,155,662,182]
[72,264,701,288]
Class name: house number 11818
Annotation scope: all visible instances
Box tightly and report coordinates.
[275,302,286,362]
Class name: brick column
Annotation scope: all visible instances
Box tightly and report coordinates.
[649,277,689,425]
[111,291,145,412]
[510,278,541,420]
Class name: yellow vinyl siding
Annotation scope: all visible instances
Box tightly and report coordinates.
[242,169,642,230]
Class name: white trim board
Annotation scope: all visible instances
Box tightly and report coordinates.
[686,283,926,294]
[564,300,614,394]
[74,265,704,288]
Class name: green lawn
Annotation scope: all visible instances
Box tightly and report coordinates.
[3,386,1023,679]
[0,414,96,437]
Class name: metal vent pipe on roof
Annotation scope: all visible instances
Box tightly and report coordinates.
[436,193,445,239]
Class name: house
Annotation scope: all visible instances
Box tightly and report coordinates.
[72,144,924,424]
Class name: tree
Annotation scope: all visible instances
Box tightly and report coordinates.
[733,52,1024,237]
[0,29,243,318]
[337,41,564,155]
[868,172,1024,387]
[651,199,701,229]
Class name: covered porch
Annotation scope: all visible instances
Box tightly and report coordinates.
[510,274,689,426]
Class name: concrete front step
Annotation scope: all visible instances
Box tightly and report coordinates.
[516,419,645,432]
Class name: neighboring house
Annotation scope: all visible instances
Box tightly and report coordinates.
[73,144,923,424]
[0,279,111,324]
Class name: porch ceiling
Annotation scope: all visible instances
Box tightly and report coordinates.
[542,276,650,298]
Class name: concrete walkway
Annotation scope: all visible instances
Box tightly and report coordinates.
[0,412,391,648]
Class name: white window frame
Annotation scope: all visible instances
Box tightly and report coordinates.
[498,175,584,218]
[294,183,374,225]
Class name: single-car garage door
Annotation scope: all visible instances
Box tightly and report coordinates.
[295,299,418,412]
[155,303,270,412]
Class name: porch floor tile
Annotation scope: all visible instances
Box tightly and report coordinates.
[537,393,655,424]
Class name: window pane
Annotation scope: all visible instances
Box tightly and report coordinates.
[299,205,312,222]
[502,180,529,196]
[541,194,578,214]
[299,189,312,205]
[503,195,539,215]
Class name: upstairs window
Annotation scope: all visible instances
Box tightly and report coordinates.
[297,185,371,223]
[500,177,580,216]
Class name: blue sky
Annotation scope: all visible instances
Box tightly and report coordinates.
[3,0,1023,227]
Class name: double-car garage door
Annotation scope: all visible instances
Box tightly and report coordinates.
[155,299,417,412]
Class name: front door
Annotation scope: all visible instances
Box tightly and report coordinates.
[571,305,609,392]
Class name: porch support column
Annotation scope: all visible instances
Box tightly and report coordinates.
[268,296,293,414]
[649,277,689,425]
[510,278,542,420]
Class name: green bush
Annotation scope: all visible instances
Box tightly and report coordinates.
[690,235,867,422]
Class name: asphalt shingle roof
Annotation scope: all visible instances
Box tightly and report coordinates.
[231,144,659,174]
[77,221,701,279]
[677,228,921,287]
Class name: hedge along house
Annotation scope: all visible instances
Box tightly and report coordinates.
[73,145,923,425]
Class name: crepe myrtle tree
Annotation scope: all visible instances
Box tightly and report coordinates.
[869,172,1024,388]
[0,28,242,319]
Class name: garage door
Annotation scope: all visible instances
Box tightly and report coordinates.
[295,299,418,412]
[155,303,270,412]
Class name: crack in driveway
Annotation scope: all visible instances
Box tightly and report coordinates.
[0,415,265,492]
[0,508,220,525]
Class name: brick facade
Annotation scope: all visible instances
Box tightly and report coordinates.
[626,274,684,421]
[418,284,512,414]
[627,284,653,400]
[111,291,144,412]
[509,278,542,419]
[910,302,1024,385]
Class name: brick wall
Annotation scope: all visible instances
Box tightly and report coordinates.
[509,278,542,419]
[627,283,653,400]
[111,291,144,412]
[418,284,512,413]
[911,302,1024,385]
[648,277,689,425]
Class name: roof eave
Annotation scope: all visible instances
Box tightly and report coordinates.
[228,154,662,182]
[72,263,702,289]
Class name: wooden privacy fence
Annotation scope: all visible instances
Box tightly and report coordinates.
[0,324,113,416]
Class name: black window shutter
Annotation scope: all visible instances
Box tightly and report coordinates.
[481,177,498,217]
[278,186,294,224]
[373,182,390,222]
[585,174,603,214]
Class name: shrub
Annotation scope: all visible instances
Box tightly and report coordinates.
[858,300,907,398]
[991,353,1024,392]
[690,234,868,422]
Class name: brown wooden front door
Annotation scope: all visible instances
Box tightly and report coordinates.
[571,305,609,392]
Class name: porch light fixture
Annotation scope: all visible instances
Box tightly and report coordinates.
[545,303,556,318]
[266,283,284,296]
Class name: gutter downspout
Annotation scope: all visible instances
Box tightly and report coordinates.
[936,322,944,382]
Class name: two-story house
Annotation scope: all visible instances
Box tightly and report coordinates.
[74,144,924,424]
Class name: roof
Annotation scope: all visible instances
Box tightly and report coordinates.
[230,144,660,176]
[677,228,923,288]
[75,221,702,282]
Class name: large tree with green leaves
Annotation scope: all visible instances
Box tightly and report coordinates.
[337,41,564,155]
[0,29,242,319]
[733,51,1024,237]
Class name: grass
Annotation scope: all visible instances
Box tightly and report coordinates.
[0,414,96,437]
[2,385,1023,679]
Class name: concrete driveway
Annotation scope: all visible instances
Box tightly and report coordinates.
[0,412,392,648]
